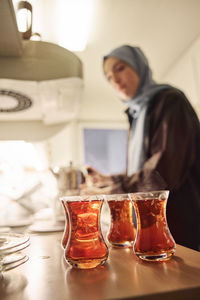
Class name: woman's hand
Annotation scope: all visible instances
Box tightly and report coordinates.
[80,182,124,195]
[85,165,113,188]
[80,165,124,195]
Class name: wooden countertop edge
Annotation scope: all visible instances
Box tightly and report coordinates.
[115,285,200,300]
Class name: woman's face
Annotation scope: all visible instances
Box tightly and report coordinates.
[104,57,140,101]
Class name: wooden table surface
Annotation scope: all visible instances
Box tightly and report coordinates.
[1,231,200,300]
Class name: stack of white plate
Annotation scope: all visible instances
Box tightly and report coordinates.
[0,233,30,273]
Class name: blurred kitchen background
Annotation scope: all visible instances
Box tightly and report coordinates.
[0,0,199,228]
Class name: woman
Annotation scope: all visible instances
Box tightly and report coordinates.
[83,45,200,251]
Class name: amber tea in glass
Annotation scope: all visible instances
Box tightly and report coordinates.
[60,195,109,269]
[105,194,136,247]
[129,190,176,261]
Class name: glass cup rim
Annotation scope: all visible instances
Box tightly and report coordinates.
[60,194,104,202]
[128,190,169,201]
[104,193,130,201]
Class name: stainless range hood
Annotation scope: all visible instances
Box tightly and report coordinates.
[0,0,23,57]
[0,0,83,141]
[0,40,83,81]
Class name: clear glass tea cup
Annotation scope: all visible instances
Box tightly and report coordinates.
[60,194,109,269]
[61,190,83,249]
[129,190,176,261]
[104,194,136,248]
[60,199,69,249]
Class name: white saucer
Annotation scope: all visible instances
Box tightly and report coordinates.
[0,219,33,228]
[0,233,30,252]
[0,227,11,233]
[28,222,64,233]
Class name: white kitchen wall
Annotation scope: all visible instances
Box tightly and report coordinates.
[47,121,79,167]
[162,35,200,117]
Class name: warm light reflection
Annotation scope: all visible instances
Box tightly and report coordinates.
[16,8,32,32]
[22,236,49,299]
[0,141,47,171]
[0,141,57,224]
[13,0,96,51]
[0,141,49,199]
[58,0,97,51]
[13,0,34,32]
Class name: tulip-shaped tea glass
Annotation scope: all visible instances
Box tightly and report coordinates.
[105,194,136,248]
[129,190,176,261]
[60,200,69,249]
[60,195,109,269]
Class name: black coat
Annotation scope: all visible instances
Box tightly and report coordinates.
[121,88,200,251]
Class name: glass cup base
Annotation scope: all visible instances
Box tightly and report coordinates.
[110,241,133,248]
[135,250,175,262]
[135,252,174,261]
[66,257,108,269]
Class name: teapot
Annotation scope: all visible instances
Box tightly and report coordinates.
[50,161,86,196]
[50,161,87,223]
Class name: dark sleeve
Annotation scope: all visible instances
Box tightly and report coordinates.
[121,89,199,192]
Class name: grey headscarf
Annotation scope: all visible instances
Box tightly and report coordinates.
[104,45,171,175]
